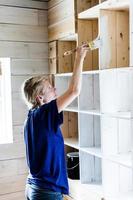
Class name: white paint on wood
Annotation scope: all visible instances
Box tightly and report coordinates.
[100,70,118,112]
[118,119,131,153]
[101,116,118,155]
[102,160,120,196]
[119,165,133,192]
[80,151,102,184]
[79,114,94,147]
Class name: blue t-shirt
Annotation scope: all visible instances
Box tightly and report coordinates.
[24,99,69,194]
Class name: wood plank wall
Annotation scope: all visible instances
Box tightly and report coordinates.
[0,0,48,199]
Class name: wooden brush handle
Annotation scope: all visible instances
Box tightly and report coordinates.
[63,42,90,57]
[63,48,77,56]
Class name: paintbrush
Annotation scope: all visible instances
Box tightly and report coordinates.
[63,36,101,57]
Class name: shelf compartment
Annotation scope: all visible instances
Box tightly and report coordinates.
[100,9,129,69]
[61,111,78,146]
[80,151,102,184]
[79,74,100,111]
[57,41,76,73]
[101,115,132,156]
[78,19,99,71]
[100,69,131,113]
[55,76,78,109]
[102,160,133,197]
[49,41,76,74]
[79,113,101,148]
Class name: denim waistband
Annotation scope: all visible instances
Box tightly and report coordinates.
[26,183,62,195]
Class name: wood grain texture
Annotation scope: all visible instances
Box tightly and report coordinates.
[0,24,48,42]
[0,0,47,9]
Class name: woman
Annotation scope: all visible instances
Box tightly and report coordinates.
[22,44,88,200]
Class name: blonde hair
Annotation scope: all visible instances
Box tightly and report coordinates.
[21,75,53,109]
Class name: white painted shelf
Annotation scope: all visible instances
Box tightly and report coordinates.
[78,0,129,19]
[64,138,79,149]
[55,0,133,199]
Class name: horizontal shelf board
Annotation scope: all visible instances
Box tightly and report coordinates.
[79,147,132,168]
[64,107,78,113]
[64,108,133,119]
[104,152,132,168]
[59,33,78,41]
[80,147,102,158]
[55,72,72,77]
[100,66,133,72]
[102,111,133,119]
[78,3,100,19]
[55,67,133,77]
[82,70,100,74]
[78,0,129,19]
[64,138,79,149]
[79,109,101,116]
[68,179,104,199]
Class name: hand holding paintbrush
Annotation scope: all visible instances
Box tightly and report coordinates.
[63,36,101,57]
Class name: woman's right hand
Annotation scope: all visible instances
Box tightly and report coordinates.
[75,43,89,61]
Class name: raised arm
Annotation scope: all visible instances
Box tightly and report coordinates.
[57,44,88,113]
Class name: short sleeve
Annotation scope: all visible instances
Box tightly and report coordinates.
[38,99,63,132]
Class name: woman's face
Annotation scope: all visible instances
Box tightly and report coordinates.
[41,80,57,103]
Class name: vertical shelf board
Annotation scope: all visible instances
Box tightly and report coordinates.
[102,160,133,198]
[80,151,102,184]
[78,19,99,71]
[100,9,129,69]
[49,41,57,74]
[102,160,120,197]
[100,69,131,113]
[118,118,131,154]
[101,116,118,155]
[79,113,101,148]
[79,74,100,111]
[130,0,133,66]
[117,69,130,112]
[130,69,133,112]
[57,41,76,73]
[131,119,133,170]
[119,165,133,193]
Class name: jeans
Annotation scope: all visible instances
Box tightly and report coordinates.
[25,184,63,200]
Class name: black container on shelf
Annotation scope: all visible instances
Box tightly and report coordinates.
[67,152,80,180]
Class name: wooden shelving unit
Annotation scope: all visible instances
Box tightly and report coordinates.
[48,0,133,200]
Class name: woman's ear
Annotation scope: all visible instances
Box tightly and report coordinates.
[36,95,44,105]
